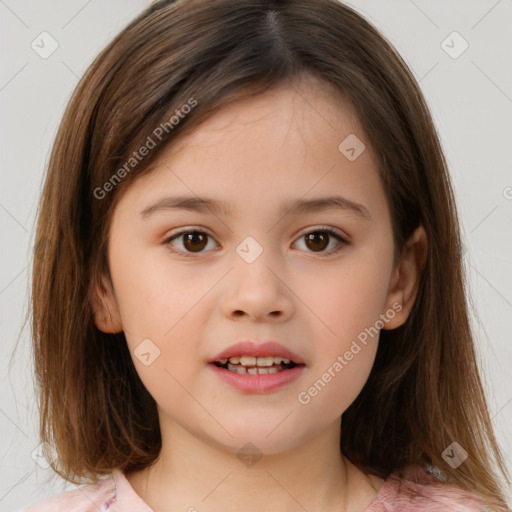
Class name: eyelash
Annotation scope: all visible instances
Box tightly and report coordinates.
[162,226,349,258]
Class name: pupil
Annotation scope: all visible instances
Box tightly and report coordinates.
[184,232,207,252]
[306,232,328,251]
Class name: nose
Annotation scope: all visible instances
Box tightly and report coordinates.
[221,250,294,322]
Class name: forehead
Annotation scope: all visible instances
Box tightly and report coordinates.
[113,77,387,227]
[168,77,364,156]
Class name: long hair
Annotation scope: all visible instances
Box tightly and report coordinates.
[25,0,510,508]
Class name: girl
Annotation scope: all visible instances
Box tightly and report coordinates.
[22,0,511,510]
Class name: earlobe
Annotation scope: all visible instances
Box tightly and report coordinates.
[90,276,123,334]
[382,224,428,330]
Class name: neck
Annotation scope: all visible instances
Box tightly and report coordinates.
[126,416,382,512]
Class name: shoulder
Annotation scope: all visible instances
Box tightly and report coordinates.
[20,472,116,512]
[367,464,489,512]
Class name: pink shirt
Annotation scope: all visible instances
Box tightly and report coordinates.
[21,464,488,511]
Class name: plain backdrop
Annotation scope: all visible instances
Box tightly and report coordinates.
[1,1,511,510]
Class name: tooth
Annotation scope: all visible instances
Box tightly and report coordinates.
[225,361,288,375]
[227,363,247,374]
[239,356,257,366]
[225,355,295,366]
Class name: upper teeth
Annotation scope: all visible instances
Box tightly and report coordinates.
[219,356,291,366]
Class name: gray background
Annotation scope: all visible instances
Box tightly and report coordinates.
[1,1,511,510]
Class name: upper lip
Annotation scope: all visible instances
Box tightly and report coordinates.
[209,341,305,365]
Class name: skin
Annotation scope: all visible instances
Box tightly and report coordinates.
[92,74,428,512]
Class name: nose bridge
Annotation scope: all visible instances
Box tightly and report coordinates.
[233,234,279,290]
[222,234,291,320]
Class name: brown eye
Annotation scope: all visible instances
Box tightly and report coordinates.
[164,230,217,256]
[304,232,330,252]
[294,228,347,255]
[182,232,208,252]
[164,227,347,258]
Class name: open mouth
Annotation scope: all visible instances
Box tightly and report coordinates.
[212,355,301,375]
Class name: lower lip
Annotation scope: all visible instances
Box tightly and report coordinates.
[208,363,306,393]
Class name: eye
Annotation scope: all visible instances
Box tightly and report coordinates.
[163,226,348,257]
[293,227,348,255]
[163,229,218,257]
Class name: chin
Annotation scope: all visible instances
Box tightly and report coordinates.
[202,424,305,457]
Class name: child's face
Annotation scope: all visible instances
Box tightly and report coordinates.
[98,77,411,454]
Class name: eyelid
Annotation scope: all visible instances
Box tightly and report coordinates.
[296,224,348,241]
[162,225,217,243]
[163,225,350,257]
[163,224,348,241]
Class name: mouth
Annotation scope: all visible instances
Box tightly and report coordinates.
[208,355,306,393]
[212,355,303,375]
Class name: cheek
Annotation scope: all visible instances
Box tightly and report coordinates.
[296,340,378,425]
[296,269,384,412]
[110,244,202,338]
[296,248,390,415]
[307,250,392,348]
[109,250,210,402]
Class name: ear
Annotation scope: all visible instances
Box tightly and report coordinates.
[381,224,428,330]
[90,275,123,334]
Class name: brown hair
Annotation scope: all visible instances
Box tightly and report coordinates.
[24,0,510,508]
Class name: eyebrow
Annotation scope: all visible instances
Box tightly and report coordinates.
[139,194,371,220]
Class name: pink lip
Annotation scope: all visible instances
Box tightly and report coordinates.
[208,340,305,365]
[208,363,305,393]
